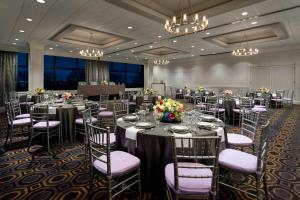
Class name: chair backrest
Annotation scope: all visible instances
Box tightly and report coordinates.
[10,100,22,118]
[99,94,109,109]
[30,105,49,126]
[241,111,260,140]
[206,96,218,104]
[5,102,14,124]
[87,124,111,175]
[261,93,270,107]
[240,97,253,109]
[274,90,284,99]
[85,102,99,118]
[113,101,128,120]
[197,103,217,117]
[171,135,221,196]
[257,120,270,174]
[81,108,93,139]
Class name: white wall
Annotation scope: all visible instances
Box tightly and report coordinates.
[29,44,44,90]
[150,48,300,102]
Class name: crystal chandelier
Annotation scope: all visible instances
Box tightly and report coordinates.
[79,33,104,58]
[232,34,259,56]
[164,0,208,34]
[153,59,170,65]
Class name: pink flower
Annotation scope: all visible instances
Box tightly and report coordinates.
[168,113,175,120]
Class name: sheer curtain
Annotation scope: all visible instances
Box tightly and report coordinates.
[0,51,17,106]
[85,60,109,83]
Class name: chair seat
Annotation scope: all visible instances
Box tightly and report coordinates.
[75,117,98,124]
[91,133,116,145]
[283,98,292,101]
[271,98,283,102]
[128,102,137,105]
[252,107,267,112]
[227,133,253,146]
[254,105,266,108]
[33,121,60,129]
[20,102,34,105]
[93,151,140,177]
[232,109,251,113]
[99,107,107,111]
[142,102,152,106]
[9,118,31,126]
[195,104,206,108]
[165,162,212,195]
[99,111,114,117]
[210,108,225,112]
[15,113,30,119]
[219,149,257,173]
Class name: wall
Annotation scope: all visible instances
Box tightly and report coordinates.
[150,48,300,102]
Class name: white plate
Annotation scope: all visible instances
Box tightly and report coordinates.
[123,115,138,121]
[170,125,189,133]
[135,122,154,129]
[201,116,216,122]
[197,122,215,130]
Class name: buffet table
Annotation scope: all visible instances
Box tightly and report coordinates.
[77,84,125,96]
[116,111,225,198]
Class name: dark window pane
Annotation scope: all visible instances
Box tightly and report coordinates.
[56,56,76,68]
[44,55,54,69]
[78,59,86,69]
[16,53,28,91]
[112,62,126,71]
[18,53,27,65]
[78,70,85,81]
[127,64,139,72]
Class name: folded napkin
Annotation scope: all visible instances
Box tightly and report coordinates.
[173,132,193,148]
[76,105,85,111]
[48,106,56,115]
[125,126,143,141]
[117,118,123,122]
[215,127,225,142]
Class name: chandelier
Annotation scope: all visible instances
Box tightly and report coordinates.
[153,59,170,65]
[232,34,259,56]
[164,0,208,34]
[79,33,104,58]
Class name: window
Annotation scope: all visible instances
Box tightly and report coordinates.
[44,55,85,90]
[109,62,144,88]
[16,52,29,91]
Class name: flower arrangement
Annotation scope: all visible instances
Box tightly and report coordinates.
[153,98,184,123]
[197,85,205,91]
[101,80,108,85]
[62,92,74,101]
[257,87,270,94]
[34,87,45,95]
[224,90,233,96]
[144,88,156,95]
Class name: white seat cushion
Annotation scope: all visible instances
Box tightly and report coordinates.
[75,117,97,124]
[15,114,30,119]
[9,118,31,126]
[33,121,60,129]
[227,133,253,146]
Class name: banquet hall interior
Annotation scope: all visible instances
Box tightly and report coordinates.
[0,0,300,200]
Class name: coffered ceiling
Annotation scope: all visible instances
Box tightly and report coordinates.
[0,0,300,63]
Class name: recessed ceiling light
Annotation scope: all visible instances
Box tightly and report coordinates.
[149,45,153,48]
[134,42,138,45]
[131,50,135,52]
[144,57,148,59]
[69,50,73,53]
[128,26,133,29]
[108,55,111,58]
[36,0,46,3]
[14,38,19,41]
[157,35,162,38]
[206,32,210,35]
[116,53,119,55]
[251,21,257,25]
[242,12,248,16]
[173,40,177,43]
[12,42,16,45]
[191,54,195,57]
[134,55,137,58]
[26,18,33,22]
[191,45,195,48]
[201,48,205,51]
[19,30,25,33]
[49,47,53,50]
[126,58,129,60]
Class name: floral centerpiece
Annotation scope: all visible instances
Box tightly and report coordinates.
[257,87,270,94]
[153,98,184,123]
[224,89,233,97]
[144,88,156,96]
[62,92,74,104]
[196,85,205,92]
[101,80,108,85]
[34,87,45,95]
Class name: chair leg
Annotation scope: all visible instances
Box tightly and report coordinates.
[9,127,14,148]
[5,126,10,147]
[47,131,50,153]
[263,173,269,200]
[138,168,142,200]
[27,130,33,152]
[255,176,260,200]
[108,178,112,200]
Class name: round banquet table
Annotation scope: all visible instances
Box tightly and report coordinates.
[116,112,225,198]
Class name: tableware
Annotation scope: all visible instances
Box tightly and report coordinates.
[197,122,216,130]
[169,125,189,133]
[123,115,139,122]
[135,122,155,129]
[201,115,217,122]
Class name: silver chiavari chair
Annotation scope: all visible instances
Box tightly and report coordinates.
[207,96,226,122]
[87,124,141,200]
[232,97,253,126]
[99,93,109,112]
[197,102,218,117]
[225,111,260,153]
[271,90,284,109]
[283,90,294,107]
[219,120,270,200]
[98,94,114,126]
[165,134,221,200]
[113,101,129,122]
[10,99,30,119]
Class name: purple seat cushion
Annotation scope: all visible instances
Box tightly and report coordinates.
[232,109,251,113]
[219,149,257,173]
[195,104,206,108]
[128,102,137,105]
[271,98,283,102]
[165,162,213,195]
[252,107,267,112]
[33,121,60,129]
[210,108,225,112]
[254,105,266,108]
[227,133,253,146]
[98,111,114,117]
[93,151,140,177]
[15,114,30,119]
[75,117,97,125]
[91,133,116,145]
[99,107,107,111]
[20,102,34,105]
[9,118,31,126]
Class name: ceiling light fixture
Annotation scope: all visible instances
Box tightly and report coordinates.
[26,18,33,22]
[205,32,210,35]
[173,40,177,43]
[49,47,53,50]
[14,38,19,41]
[251,21,257,25]
[134,42,138,45]
[19,30,25,33]
[153,58,170,65]
[12,43,16,45]
[149,45,153,48]
[36,0,46,3]
[164,0,208,34]
[232,34,259,56]
[191,45,195,48]
[128,26,133,29]
[79,33,104,58]
[157,35,162,38]
[242,12,248,16]
[201,48,205,51]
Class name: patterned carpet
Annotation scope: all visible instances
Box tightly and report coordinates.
[0,105,299,200]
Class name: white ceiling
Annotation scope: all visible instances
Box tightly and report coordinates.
[0,0,300,63]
